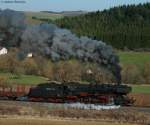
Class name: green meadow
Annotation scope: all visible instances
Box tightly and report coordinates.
[118,51,150,68]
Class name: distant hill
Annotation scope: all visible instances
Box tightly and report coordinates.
[41,10,88,16]
[24,11,87,24]
[54,3,150,50]
[60,11,88,16]
[24,11,63,24]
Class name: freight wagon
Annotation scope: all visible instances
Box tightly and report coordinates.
[0,85,31,100]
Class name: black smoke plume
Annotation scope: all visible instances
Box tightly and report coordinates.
[0,9,26,47]
[0,9,121,84]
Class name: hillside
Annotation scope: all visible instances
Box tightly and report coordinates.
[60,10,88,16]
[53,3,150,50]
[25,11,87,24]
[25,11,63,24]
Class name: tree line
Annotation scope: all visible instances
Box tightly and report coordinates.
[0,52,150,85]
[51,3,150,50]
[0,52,114,84]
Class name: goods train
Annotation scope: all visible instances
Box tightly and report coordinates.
[0,81,134,106]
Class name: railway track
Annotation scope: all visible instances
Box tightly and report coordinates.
[122,106,150,113]
[0,99,120,110]
[0,100,150,112]
[0,100,150,125]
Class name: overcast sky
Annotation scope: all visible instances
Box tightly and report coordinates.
[0,0,149,12]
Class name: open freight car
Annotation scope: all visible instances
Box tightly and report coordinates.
[0,85,31,100]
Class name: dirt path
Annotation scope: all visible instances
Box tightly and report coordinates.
[0,117,139,125]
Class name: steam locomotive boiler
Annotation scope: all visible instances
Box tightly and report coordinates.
[27,82,133,106]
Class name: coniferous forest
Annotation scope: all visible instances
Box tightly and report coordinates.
[54,3,150,50]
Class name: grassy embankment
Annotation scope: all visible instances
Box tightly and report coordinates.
[131,85,150,93]
[0,72,48,85]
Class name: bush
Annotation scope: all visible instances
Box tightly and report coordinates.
[42,61,53,80]
[21,58,38,75]
[53,60,82,82]
[94,68,114,83]
[0,76,7,86]
[0,54,20,73]
[143,62,150,84]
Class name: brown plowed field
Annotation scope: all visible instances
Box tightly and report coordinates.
[129,93,150,107]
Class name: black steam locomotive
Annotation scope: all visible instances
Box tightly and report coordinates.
[27,82,133,106]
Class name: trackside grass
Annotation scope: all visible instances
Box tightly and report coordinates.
[131,85,150,93]
[0,72,48,85]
